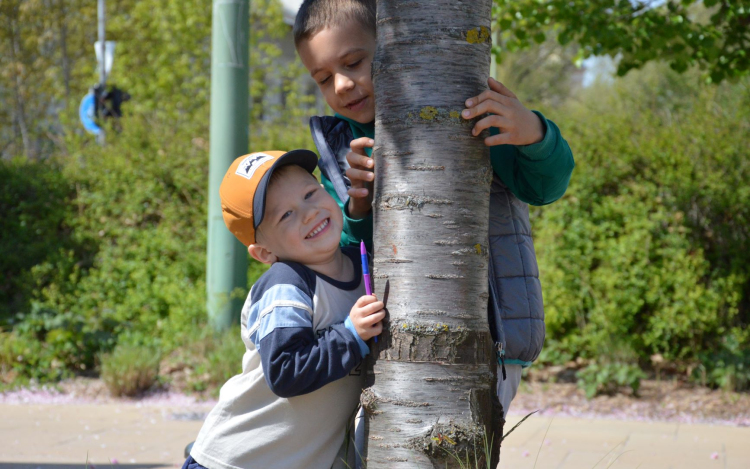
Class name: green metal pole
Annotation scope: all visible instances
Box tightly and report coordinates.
[207,0,249,330]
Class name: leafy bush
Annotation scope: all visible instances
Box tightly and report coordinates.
[186,327,245,396]
[533,65,750,394]
[0,0,313,388]
[577,362,647,399]
[100,343,161,397]
[0,158,83,321]
[0,331,51,388]
[694,331,750,392]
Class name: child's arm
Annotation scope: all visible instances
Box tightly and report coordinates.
[462,78,575,206]
[259,295,383,398]
[249,265,383,398]
[321,170,373,250]
[320,138,375,251]
[345,137,375,219]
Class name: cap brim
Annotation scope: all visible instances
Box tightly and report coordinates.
[252,149,319,231]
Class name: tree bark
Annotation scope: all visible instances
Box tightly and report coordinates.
[365,1,500,467]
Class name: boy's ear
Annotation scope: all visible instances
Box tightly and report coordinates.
[248,243,277,265]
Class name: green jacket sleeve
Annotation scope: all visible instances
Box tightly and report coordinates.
[321,173,373,250]
[490,110,575,206]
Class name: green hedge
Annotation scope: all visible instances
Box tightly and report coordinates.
[534,66,750,390]
[1,64,748,393]
[0,115,310,385]
[0,0,315,388]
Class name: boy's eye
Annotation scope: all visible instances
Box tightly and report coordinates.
[348,59,362,68]
[280,210,292,222]
[304,189,316,199]
[318,75,331,85]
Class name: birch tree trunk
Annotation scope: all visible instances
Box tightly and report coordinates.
[365,1,500,467]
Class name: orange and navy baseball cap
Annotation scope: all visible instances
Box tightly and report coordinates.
[219,150,318,246]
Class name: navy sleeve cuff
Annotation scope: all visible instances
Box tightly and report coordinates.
[345,317,370,357]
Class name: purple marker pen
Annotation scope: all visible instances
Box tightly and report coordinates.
[360,240,377,342]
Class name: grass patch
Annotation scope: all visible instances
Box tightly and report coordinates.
[177,326,244,397]
[100,343,161,397]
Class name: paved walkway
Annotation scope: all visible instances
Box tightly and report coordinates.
[0,402,748,468]
[0,402,211,468]
[500,413,750,469]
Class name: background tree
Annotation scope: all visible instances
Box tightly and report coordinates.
[0,0,95,159]
[492,31,580,108]
[492,0,750,83]
[366,1,499,467]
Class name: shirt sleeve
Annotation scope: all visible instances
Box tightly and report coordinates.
[321,172,373,252]
[247,262,368,398]
[489,110,575,206]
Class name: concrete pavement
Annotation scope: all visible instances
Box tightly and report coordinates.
[0,402,211,468]
[499,413,750,469]
[0,402,748,468]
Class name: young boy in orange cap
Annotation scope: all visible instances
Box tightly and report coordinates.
[184,150,384,469]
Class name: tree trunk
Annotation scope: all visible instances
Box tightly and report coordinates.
[57,0,72,99]
[8,16,34,160]
[365,1,500,467]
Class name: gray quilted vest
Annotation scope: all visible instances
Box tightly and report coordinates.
[487,174,544,365]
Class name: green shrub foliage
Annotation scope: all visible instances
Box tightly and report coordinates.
[100,342,161,397]
[534,65,750,391]
[577,362,647,399]
[185,327,245,396]
[0,0,312,387]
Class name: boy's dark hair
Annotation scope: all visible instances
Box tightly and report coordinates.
[268,163,297,188]
[293,0,376,47]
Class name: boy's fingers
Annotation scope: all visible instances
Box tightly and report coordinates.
[356,294,378,307]
[488,77,518,99]
[346,151,374,169]
[484,132,513,147]
[346,167,375,183]
[363,301,384,316]
[465,89,511,109]
[347,187,370,199]
[350,137,375,155]
[370,310,386,323]
[462,99,508,120]
[356,302,384,319]
[472,115,511,136]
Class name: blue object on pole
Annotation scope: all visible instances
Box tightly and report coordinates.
[79,92,101,135]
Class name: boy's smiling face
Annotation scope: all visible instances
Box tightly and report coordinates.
[297,23,376,124]
[252,165,343,266]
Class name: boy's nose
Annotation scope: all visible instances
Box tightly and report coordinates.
[334,73,355,95]
[302,205,319,224]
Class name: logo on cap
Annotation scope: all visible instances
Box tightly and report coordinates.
[235,153,274,180]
